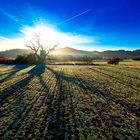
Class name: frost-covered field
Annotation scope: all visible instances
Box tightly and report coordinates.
[0,64,140,139]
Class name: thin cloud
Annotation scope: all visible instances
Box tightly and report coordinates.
[0,8,23,26]
[57,9,92,25]
[0,36,9,41]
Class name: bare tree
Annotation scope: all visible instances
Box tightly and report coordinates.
[25,33,58,63]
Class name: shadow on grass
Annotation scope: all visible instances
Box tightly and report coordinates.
[0,64,46,104]
[0,64,30,83]
[47,66,139,117]
[0,65,139,139]
[0,64,50,138]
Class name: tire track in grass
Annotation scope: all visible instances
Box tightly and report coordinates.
[0,65,15,73]
[74,69,139,117]
[76,68,140,116]
[0,71,15,80]
[33,72,58,139]
[0,65,44,103]
[13,69,53,138]
[72,68,139,138]
[44,67,66,139]
[0,65,47,138]
[0,76,33,104]
[62,79,72,139]
[67,67,95,139]
[0,76,41,118]
[20,72,56,139]
[0,65,32,83]
[1,65,139,139]
[114,65,140,74]
[51,67,92,139]
[0,78,39,138]
[98,66,140,80]
[89,67,140,91]
[87,67,140,115]
[0,66,35,101]
[71,71,108,139]
[1,76,43,138]
[0,74,29,92]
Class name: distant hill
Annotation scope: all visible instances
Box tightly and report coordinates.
[0,47,140,59]
[0,49,33,59]
[52,47,140,58]
[51,47,92,56]
[99,50,140,58]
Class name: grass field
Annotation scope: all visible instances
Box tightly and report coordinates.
[0,64,140,139]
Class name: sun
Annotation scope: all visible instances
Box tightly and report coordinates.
[21,24,69,47]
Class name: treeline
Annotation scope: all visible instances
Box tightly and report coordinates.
[0,53,140,65]
[0,53,39,64]
[132,57,140,61]
[0,54,95,64]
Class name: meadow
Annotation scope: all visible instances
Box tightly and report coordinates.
[0,64,140,139]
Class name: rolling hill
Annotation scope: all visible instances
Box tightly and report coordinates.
[0,47,140,59]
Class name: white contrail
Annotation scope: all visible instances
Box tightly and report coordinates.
[57,9,92,25]
[0,8,23,26]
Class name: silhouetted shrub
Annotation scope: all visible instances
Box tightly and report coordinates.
[25,53,39,64]
[15,53,39,64]
[15,55,27,64]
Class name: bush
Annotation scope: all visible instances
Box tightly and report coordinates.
[15,53,39,64]
[15,55,27,64]
[107,57,120,65]
[25,53,39,64]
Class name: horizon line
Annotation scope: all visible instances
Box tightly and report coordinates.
[0,46,139,52]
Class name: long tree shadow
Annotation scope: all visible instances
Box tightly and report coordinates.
[0,64,50,138]
[0,64,46,104]
[45,67,87,139]
[0,64,30,83]
[47,66,139,117]
[44,68,69,139]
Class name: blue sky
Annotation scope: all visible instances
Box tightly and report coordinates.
[0,0,140,51]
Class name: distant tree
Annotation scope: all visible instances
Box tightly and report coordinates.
[108,57,120,65]
[82,56,93,65]
[25,33,58,64]
[15,53,42,64]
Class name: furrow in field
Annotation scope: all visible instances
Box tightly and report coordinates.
[73,67,140,116]
[99,65,140,79]
[13,69,55,138]
[62,66,140,139]
[89,67,140,91]
[0,65,34,91]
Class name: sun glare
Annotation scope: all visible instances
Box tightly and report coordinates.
[21,24,94,48]
[0,23,95,51]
